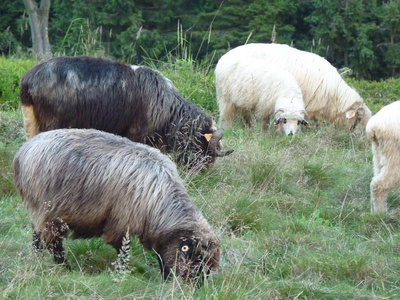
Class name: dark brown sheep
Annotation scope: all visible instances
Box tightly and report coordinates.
[20,56,232,169]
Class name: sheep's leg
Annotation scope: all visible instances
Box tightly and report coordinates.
[370,163,399,213]
[42,218,70,269]
[32,229,43,252]
[261,117,270,131]
[218,100,236,128]
[370,144,392,213]
[21,105,40,139]
[48,237,70,270]
[370,176,389,213]
[241,111,254,128]
[371,143,383,176]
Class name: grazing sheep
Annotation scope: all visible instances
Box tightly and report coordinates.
[221,43,372,130]
[20,56,232,169]
[13,128,220,282]
[215,56,310,135]
[366,101,400,213]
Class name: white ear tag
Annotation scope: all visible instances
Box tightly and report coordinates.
[345,110,356,119]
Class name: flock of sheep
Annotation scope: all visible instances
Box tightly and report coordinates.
[12,43,399,284]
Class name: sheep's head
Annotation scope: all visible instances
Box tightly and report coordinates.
[154,230,221,284]
[343,103,372,131]
[173,121,233,171]
[274,110,310,136]
[206,128,234,158]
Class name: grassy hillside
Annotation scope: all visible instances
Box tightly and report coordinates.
[1,58,400,299]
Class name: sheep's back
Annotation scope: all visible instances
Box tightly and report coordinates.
[13,128,182,236]
[215,56,302,115]
[366,101,400,143]
[224,43,353,114]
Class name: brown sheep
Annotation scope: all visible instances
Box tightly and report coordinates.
[13,128,220,283]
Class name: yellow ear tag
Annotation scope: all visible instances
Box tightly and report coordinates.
[181,245,190,252]
[204,133,213,142]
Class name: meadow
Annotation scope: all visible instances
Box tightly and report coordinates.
[1,57,400,299]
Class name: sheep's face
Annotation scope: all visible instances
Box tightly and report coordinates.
[274,111,310,136]
[175,125,233,171]
[343,103,372,131]
[156,231,221,284]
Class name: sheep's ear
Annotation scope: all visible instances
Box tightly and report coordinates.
[273,118,281,126]
[356,106,365,116]
[301,110,309,118]
[273,109,284,126]
[302,120,311,129]
[274,109,284,117]
[345,109,356,119]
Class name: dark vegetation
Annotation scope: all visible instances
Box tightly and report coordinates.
[1,0,399,79]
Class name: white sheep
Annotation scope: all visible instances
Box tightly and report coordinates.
[221,43,372,130]
[366,101,400,213]
[215,56,310,136]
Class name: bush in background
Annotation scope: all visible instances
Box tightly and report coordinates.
[0,57,36,110]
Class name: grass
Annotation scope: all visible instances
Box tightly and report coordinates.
[347,77,400,114]
[1,58,400,299]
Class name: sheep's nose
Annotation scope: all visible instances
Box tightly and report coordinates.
[288,132,293,136]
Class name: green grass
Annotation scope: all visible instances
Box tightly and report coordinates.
[1,58,400,299]
[347,77,400,114]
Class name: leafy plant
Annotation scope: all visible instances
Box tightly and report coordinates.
[0,57,36,110]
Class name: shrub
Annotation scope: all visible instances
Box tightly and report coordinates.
[0,57,36,110]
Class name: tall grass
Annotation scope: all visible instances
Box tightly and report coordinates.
[0,110,25,196]
[1,57,400,298]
